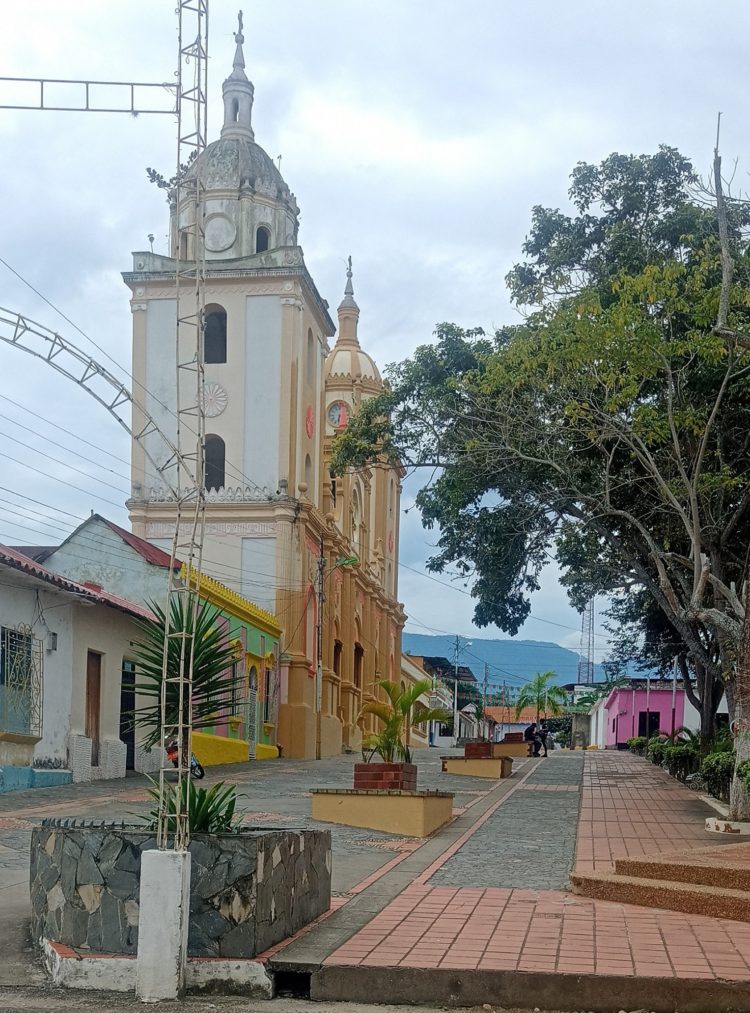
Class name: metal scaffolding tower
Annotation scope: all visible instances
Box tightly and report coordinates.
[577,598,595,684]
[0,3,211,852]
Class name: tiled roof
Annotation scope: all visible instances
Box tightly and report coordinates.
[486,705,551,724]
[0,545,155,622]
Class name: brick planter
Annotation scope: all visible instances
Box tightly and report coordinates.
[353,762,417,791]
[465,741,521,759]
[464,741,492,759]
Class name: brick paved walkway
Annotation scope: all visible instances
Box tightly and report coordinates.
[321,751,750,990]
[575,750,725,874]
[326,882,750,979]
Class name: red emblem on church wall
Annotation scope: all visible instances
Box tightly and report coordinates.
[305,405,314,438]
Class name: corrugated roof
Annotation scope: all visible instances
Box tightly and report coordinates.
[96,516,178,569]
[0,545,155,622]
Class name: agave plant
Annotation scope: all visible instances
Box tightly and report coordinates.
[141,777,243,835]
[358,679,452,764]
[130,595,243,749]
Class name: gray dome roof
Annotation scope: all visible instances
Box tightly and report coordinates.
[185,137,292,203]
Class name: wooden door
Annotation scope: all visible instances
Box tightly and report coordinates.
[86,651,102,767]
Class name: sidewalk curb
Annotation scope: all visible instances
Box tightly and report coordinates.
[312,963,750,1012]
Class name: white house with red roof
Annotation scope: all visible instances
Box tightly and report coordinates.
[36,513,178,608]
[0,545,157,791]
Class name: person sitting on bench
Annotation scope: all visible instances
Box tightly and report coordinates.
[524,722,542,757]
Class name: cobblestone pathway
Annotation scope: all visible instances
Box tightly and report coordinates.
[0,751,498,896]
[429,753,584,890]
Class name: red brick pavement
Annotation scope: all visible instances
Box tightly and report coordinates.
[325,883,750,979]
[324,751,750,981]
[575,750,723,874]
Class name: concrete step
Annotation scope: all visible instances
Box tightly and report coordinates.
[570,870,750,922]
[615,842,750,891]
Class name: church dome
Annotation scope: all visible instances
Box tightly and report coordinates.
[184,137,295,208]
[324,258,383,391]
[325,345,382,384]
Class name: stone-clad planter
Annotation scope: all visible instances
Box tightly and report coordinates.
[30,820,331,958]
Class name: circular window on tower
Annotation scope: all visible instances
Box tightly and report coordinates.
[205,214,237,253]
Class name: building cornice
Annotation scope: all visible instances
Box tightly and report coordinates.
[180,562,281,638]
[123,261,335,336]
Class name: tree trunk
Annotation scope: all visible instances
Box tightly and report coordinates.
[729,564,750,821]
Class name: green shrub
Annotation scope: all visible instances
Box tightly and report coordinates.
[737,758,750,793]
[627,736,647,755]
[662,743,699,781]
[141,778,244,834]
[700,751,736,802]
[646,738,667,766]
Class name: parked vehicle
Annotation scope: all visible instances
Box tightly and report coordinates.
[165,739,205,779]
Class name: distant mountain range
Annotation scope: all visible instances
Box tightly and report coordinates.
[402,632,605,693]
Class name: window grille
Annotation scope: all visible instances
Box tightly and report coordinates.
[0,624,43,737]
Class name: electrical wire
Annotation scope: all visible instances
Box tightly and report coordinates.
[0,256,264,495]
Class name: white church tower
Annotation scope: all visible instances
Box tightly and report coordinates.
[124,14,404,759]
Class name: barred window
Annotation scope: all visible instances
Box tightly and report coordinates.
[0,625,43,737]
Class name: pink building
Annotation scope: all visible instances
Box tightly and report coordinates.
[592,683,685,749]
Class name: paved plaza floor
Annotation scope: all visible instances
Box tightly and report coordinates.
[0,748,748,1011]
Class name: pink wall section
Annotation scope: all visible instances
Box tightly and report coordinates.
[604,688,685,746]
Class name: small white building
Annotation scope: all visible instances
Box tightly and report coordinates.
[0,545,157,790]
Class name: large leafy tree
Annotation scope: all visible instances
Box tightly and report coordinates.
[333,148,750,749]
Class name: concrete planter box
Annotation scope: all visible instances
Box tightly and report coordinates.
[353,762,417,791]
[30,820,331,958]
[311,789,454,837]
[489,740,532,757]
[442,756,513,779]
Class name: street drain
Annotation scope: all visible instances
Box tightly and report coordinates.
[273,969,311,998]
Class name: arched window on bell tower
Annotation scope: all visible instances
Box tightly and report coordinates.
[204,304,227,364]
[256,226,270,253]
[205,434,225,491]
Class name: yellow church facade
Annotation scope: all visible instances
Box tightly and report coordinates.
[124,17,404,759]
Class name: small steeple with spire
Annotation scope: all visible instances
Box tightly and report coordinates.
[336,256,361,347]
[221,10,255,141]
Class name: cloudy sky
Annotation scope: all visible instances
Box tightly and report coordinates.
[1,1,748,662]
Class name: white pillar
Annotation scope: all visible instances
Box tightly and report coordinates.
[136,849,191,1002]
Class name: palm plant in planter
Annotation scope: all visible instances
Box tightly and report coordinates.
[131,595,244,765]
[355,679,451,790]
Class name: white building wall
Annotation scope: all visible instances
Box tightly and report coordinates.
[0,578,74,765]
[245,295,281,491]
[143,298,178,487]
[682,693,729,733]
[43,519,169,607]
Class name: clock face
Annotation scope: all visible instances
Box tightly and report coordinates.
[327,400,350,430]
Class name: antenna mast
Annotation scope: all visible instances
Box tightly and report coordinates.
[577,598,595,685]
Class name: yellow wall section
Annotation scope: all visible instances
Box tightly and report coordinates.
[255,743,279,760]
[192,732,249,766]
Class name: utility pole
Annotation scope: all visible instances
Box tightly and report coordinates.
[453,635,460,746]
[451,634,471,747]
[316,534,326,761]
[483,662,488,741]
